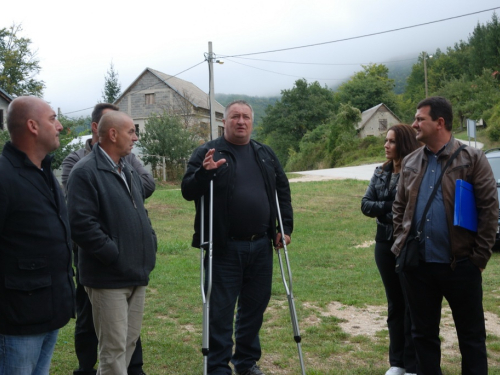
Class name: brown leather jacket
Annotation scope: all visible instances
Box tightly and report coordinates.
[392,137,498,269]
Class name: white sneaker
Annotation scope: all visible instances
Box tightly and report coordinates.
[385,367,406,375]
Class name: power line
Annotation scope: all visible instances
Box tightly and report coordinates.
[221,56,419,66]
[222,7,500,58]
[61,60,206,116]
[225,58,346,81]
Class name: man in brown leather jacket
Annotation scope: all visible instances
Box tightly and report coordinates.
[392,96,498,375]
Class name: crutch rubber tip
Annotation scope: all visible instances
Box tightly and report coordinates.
[294,336,301,343]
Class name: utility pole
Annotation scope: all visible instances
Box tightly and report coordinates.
[205,42,224,141]
[423,51,429,98]
[206,42,217,141]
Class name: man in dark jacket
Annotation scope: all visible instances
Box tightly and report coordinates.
[182,100,293,375]
[62,103,154,375]
[67,111,157,375]
[0,96,75,374]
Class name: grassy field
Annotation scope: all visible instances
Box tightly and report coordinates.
[50,179,500,374]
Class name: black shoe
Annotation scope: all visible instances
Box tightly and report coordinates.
[128,371,146,375]
[235,364,264,375]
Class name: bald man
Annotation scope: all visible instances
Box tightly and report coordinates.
[67,111,157,375]
[63,104,153,375]
[0,96,75,374]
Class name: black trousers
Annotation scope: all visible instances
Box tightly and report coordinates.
[375,241,416,372]
[73,256,144,375]
[401,260,487,375]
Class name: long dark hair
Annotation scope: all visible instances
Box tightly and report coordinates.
[383,124,421,167]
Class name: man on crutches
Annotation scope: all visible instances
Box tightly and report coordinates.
[182,100,293,375]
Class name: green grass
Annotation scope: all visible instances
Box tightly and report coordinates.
[453,128,498,151]
[50,180,500,374]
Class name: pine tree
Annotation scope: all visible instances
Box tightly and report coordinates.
[101,62,121,103]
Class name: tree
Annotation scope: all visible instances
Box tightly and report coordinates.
[436,69,500,130]
[137,111,197,180]
[334,64,398,113]
[257,79,335,165]
[486,102,500,141]
[0,24,44,97]
[285,103,363,171]
[285,124,331,171]
[327,103,362,159]
[50,115,91,170]
[101,62,121,103]
[0,127,10,148]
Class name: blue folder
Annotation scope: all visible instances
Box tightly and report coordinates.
[454,179,478,232]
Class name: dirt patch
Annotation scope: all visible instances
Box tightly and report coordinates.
[303,301,500,359]
[354,240,375,249]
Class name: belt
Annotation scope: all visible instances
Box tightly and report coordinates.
[229,233,267,242]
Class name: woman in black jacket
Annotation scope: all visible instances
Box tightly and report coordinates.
[361,124,421,375]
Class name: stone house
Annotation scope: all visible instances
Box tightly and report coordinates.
[0,88,13,131]
[356,103,401,138]
[114,67,225,140]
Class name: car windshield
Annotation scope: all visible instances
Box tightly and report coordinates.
[488,157,500,185]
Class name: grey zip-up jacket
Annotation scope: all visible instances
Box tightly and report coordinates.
[67,144,157,288]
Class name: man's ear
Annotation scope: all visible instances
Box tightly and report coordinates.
[436,117,446,130]
[26,119,38,136]
[91,122,98,135]
[109,128,118,142]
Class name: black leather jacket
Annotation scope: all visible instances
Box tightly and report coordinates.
[181,137,293,255]
[361,162,398,242]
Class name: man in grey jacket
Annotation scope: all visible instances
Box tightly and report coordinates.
[62,103,155,197]
[67,111,157,375]
[63,103,154,375]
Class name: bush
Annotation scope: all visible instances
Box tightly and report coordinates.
[487,103,500,142]
[487,123,500,142]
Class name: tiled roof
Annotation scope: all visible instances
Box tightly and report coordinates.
[0,87,13,103]
[116,67,225,114]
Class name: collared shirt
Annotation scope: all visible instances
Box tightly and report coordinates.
[414,144,451,263]
[98,146,129,192]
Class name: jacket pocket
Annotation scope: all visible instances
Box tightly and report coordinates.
[3,258,53,326]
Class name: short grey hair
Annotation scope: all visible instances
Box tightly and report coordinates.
[223,100,254,122]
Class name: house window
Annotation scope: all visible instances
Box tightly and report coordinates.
[135,124,140,137]
[0,109,3,130]
[145,94,155,105]
[218,125,224,138]
[378,119,388,131]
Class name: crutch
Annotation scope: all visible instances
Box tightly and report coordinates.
[200,180,214,375]
[275,192,306,375]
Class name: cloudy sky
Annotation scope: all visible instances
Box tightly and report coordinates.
[1,0,499,116]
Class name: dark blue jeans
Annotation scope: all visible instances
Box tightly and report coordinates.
[401,260,487,375]
[0,329,58,375]
[206,236,273,375]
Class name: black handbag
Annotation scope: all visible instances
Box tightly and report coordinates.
[395,145,466,273]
